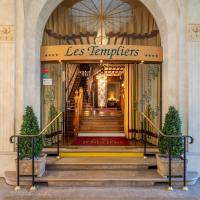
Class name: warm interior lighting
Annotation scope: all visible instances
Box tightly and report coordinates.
[95,0,108,45]
[140,60,144,64]
[95,22,108,45]
[97,67,107,107]
[108,92,117,101]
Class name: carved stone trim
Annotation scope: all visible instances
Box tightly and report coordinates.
[0,25,15,43]
[188,24,200,41]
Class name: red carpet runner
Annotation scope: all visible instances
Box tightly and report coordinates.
[72,137,129,146]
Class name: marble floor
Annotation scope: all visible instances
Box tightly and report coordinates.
[0,178,199,200]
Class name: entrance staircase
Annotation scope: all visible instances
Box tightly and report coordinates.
[78,76,124,137]
[4,146,199,187]
[79,109,124,135]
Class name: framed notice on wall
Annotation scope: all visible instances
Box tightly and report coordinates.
[43,78,52,86]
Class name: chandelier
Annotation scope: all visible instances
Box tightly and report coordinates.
[96,62,107,80]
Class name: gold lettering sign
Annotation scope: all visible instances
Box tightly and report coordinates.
[41,45,163,63]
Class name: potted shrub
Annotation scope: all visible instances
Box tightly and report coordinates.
[17,106,46,177]
[157,106,184,177]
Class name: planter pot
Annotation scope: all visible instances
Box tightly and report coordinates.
[156,154,185,177]
[16,154,47,177]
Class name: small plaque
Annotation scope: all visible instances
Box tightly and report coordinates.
[43,78,52,85]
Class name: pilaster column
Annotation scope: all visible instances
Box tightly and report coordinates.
[188,24,200,153]
[15,0,25,134]
[0,0,16,152]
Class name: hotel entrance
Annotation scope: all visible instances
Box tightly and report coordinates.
[41,60,162,147]
[40,0,162,148]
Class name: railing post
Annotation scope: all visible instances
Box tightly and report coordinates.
[74,90,79,134]
[56,117,60,159]
[168,138,173,191]
[62,111,65,145]
[15,137,21,191]
[30,137,36,191]
[182,137,188,191]
[143,119,147,159]
[62,111,66,144]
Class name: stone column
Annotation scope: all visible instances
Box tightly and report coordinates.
[188,23,200,153]
[15,0,25,134]
[0,0,15,152]
[0,0,16,176]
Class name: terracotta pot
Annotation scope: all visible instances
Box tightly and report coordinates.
[16,154,47,177]
[156,154,185,177]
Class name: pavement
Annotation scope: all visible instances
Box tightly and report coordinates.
[0,178,199,200]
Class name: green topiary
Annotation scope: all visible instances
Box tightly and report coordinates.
[158,106,184,158]
[18,106,43,159]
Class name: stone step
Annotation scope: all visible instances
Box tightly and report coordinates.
[80,119,123,123]
[78,132,125,137]
[4,170,199,187]
[59,152,144,158]
[80,121,124,125]
[80,116,123,120]
[80,124,124,128]
[80,127,124,131]
[43,146,159,154]
[79,130,125,133]
[46,157,157,170]
[80,122,124,126]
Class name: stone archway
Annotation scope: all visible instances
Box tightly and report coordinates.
[21,0,180,125]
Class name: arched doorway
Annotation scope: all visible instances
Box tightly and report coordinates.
[39,0,163,147]
[22,0,180,126]
[20,0,182,145]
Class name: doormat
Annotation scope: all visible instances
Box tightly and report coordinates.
[71,136,129,146]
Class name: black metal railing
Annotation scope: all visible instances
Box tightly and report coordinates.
[140,112,194,191]
[9,111,64,191]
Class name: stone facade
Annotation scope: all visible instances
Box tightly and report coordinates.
[0,0,200,177]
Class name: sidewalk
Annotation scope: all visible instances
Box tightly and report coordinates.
[0,178,199,200]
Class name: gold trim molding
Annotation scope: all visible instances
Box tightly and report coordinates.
[188,24,200,41]
[0,25,15,43]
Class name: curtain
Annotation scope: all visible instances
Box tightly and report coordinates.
[124,63,161,144]
[42,4,161,46]
[41,63,79,128]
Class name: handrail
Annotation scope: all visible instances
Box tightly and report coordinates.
[40,112,62,135]
[139,111,194,191]
[140,112,193,142]
[10,112,63,140]
[10,111,64,191]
